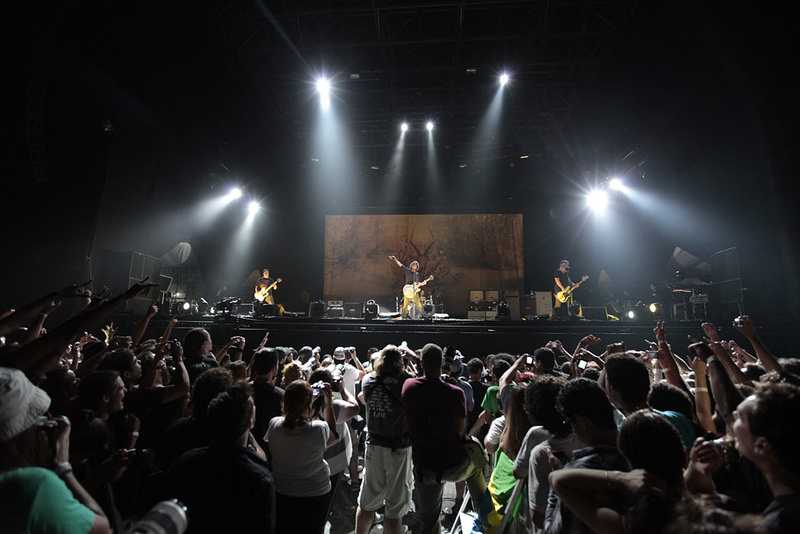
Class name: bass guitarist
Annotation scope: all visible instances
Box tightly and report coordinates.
[389,256,432,319]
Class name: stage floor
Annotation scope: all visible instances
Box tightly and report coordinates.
[129,313,792,361]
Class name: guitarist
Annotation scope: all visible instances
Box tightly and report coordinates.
[254,268,281,316]
[553,259,575,318]
[389,256,426,319]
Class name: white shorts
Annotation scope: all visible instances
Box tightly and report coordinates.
[357,443,413,518]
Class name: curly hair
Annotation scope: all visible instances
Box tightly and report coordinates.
[604,352,650,407]
[557,377,616,430]
[524,375,569,434]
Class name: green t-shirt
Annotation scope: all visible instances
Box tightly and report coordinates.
[481,385,501,415]
[0,467,96,534]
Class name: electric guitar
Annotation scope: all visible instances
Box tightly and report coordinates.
[403,275,434,299]
[555,275,589,303]
[254,278,282,303]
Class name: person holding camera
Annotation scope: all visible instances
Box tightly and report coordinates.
[266,379,338,534]
[331,346,366,487]
[0,367,111,534]
[308,368,360,518]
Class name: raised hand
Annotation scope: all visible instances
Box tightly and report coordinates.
[701,322,720,343]
[688,341,714,363]
[653,321,666,343]
[732,315,757,338]
[57,280,93,298]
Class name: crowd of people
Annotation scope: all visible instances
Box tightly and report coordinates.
[1,281,799,534]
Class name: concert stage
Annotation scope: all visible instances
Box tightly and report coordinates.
[131,313,792,360]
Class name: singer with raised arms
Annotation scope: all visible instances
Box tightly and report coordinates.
[389,256,433,319]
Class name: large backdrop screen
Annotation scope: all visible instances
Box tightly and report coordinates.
[324,214,524,316]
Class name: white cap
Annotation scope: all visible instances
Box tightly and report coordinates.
[0,367,51,442]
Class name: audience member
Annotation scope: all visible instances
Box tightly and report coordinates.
[402,343,486,534]
[250,348,285,456]
[356,345,413,534]
[0,367,110,533]
[545,377,630,533]
[267,379,337,534]
[164,383,275,534]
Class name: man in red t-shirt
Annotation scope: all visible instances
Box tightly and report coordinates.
[402,343,486,534]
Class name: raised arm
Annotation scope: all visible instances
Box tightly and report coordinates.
[158,315,179,344]
[653,322,690,394]
[130,301,159,348]
[549,468,665,534]
[733,315,782,373]
[18,300,61,345]
[689,341,744,429]
[216,335,246,363]
[572,335,601,361]
[2,281,157,373]
[0,280,92,337]
[388,255,403,268]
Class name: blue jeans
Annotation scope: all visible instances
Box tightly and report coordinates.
[414,456,486,534]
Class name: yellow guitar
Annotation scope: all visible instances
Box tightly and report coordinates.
[254,278,282,303]
[555,275,589,303]
[403,275,434,298]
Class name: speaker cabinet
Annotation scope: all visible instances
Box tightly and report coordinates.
[344,302,363,318]
[582,306,609,321]
[469,290,484,302]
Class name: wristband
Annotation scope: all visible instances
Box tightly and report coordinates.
[231,347,243,353]
[53,462,73,477]
[324,403,333,408]
[695,387,708,392]
[130,431,140,437]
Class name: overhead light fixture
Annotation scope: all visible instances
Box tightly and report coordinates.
[401,122,409,133]
[426,121,434,131]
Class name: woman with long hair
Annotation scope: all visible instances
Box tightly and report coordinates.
[479,384,534,533]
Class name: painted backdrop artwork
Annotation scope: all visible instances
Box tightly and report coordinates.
[324,214,524,316]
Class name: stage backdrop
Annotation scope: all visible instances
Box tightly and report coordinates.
[324,214,524,317]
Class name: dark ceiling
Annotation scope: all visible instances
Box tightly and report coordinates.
[211,0,637,165]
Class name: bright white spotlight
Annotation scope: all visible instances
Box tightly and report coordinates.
[609,178,623,190]
[499,73,510,86]
[627,310,636,319]
[221,187,243,203]
[587,189,608,213]
[248,201,260,216]
[426,121,434,131]
[316,77,331,109]
[401,122,409,133]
